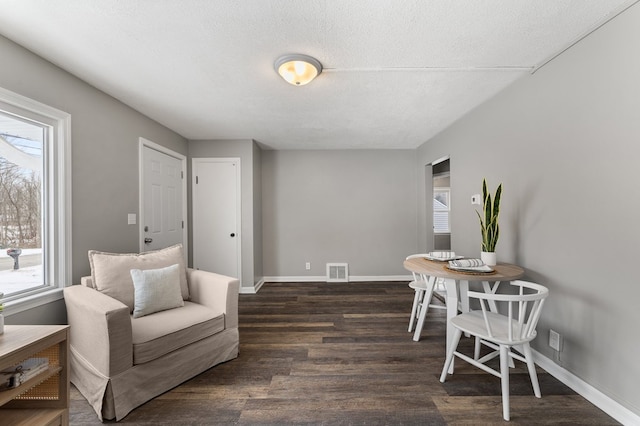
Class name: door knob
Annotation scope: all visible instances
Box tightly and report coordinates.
[230,233,236,237]
[144,238,153,244]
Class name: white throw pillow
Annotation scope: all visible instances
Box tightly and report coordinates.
[131,263,184,318]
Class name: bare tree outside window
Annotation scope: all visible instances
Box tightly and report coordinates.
[0,112,44,297]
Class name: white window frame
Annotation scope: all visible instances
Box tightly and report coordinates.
[0,87,72,315]
[433,187,451,234]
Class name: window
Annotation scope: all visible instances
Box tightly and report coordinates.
[0,87,71,314]
[433,187,450,233]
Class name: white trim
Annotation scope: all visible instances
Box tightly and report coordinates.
[239,279,265,295]
[431,155,450,166]
[239,280,263,295]
[138,138,188,255]
[262,275,412,283]
[349,275,412,282]
[2,289,63,316]
[60,110,73,291]
[0,86,72,314]
[264,276,326,283]
[253,279,265,293]
[532,349,640,425]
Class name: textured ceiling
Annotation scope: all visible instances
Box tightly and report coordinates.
[0,0,635,149]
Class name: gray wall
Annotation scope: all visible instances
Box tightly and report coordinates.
[188,139,262,290]
[262,150,418,278]
[0,35,187,324]
[417,4,640,415]
[252,143,263,281]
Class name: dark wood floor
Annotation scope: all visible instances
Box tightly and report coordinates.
[70,281,618,425]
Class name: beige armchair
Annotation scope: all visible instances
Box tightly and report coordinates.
[64,246,239,421]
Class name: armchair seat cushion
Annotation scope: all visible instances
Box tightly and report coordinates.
[132,301,225,365]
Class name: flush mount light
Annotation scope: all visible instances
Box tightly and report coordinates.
[274,54,322,86]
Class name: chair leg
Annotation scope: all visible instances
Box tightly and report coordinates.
[522,343,542,398]
[500,345,510,421]
[408,289,423,332]
[413,283,435,341]
[474,336,481,360]
[440,328,463,382]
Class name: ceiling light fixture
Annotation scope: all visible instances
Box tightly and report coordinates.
[274,54,322,86]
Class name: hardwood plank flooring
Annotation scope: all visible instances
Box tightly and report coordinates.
[69,282,618,425]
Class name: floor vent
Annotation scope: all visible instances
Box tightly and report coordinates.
[326,263,349,282]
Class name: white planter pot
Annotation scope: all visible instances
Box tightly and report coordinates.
[481,251,497,266]
[0,313,4,335]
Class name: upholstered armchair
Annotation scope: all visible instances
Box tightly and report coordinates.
[64,245,239,421]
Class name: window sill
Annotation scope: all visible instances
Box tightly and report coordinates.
[2,287,65,317]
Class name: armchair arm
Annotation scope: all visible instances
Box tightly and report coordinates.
[187,268,239,329]
[80,275,94,288]
[63,285,133,377]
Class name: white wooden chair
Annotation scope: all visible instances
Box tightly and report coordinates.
[439,280,548,421]
[406,254,447,341]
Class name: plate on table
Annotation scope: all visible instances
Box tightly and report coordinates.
[446,264,495,273]
[424,254,464,262]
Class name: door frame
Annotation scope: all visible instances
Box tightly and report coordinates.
[138,137,188,256]
[191,157,242,284]
[424,155,449,252]
[431,156,451,250]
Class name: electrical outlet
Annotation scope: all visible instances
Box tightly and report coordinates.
[305,262,311,270]
[549,329,561,351]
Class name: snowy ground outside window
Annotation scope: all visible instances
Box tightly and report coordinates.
[0,248,43,294]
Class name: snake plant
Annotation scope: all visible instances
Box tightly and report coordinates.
[476,179,502,253]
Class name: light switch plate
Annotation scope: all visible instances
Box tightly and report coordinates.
[128,213,136,225]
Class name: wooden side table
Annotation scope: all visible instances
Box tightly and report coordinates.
[0,325,70,426]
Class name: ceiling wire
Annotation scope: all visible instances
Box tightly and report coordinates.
[532,0,640,74]
[323,66,533,72]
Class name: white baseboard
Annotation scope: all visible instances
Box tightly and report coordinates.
[262,275,412,283]
[239,279,266,294]
[254,279,265,292]
[532,349,639,425]
[349,275,412,282]
[263,276,325,282]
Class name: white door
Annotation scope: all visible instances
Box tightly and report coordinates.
[192,158,241,280]
[141,143,185,251]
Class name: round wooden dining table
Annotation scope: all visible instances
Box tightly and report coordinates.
[403,256,524,373]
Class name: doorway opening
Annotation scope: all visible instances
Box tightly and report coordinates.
[432,158,450,250]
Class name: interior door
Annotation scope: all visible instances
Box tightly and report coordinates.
[192,158,241,280]
[142,144,184,251]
